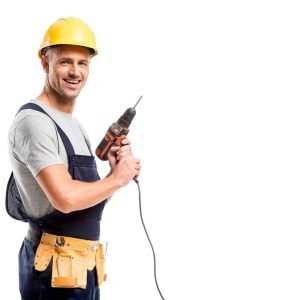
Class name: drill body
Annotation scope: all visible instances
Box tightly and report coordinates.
[95,106,138,160]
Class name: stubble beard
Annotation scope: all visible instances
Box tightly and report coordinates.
[56,82,84,104]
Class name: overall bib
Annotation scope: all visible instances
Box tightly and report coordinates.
[6,103,106,300]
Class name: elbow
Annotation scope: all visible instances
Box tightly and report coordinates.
[51,192,75,214]
[56,205,73,214]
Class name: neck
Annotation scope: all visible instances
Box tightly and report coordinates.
[37,87,76,114]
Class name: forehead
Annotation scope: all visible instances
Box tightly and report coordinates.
[49,45,91,60]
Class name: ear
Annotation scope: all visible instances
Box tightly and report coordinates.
[41,56,49,73]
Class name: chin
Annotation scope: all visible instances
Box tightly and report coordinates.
[64,91,81,100]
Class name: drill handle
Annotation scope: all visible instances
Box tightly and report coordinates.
[95,126,129,160]
[95,131,115,160]
[115,134,128,147]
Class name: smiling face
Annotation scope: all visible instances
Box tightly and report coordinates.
[43,45,91,103]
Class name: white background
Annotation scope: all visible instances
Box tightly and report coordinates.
[0,1,300,299]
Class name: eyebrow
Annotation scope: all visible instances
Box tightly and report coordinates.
[58,57,89,63]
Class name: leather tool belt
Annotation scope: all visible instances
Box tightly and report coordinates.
[34,232,107,289]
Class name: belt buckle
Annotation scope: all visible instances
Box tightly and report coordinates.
[55,236,65,247]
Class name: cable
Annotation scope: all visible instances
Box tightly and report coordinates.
[134,178,166,300]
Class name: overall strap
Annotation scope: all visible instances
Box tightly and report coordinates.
[77,126,93,156]
[18,103,75,156]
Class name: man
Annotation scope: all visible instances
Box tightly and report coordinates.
[7,17,141,300]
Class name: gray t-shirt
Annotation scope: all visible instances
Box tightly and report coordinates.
[8,99,92,218]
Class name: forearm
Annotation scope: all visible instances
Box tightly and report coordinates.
[36,152,140,213]
[36,164,123,213]
[61,175,122,212]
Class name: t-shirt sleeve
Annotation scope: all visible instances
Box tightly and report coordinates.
[13,114,64,177]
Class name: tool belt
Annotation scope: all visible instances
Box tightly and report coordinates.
[33,231,107,289]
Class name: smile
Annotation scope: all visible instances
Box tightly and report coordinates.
[64,79,80,84]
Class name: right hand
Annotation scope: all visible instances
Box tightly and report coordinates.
[111,155,141,186]
[107,138,132,170]
[108,139,141,186]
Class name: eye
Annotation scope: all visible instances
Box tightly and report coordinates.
[79,61,89,67]
[60,60,69,65]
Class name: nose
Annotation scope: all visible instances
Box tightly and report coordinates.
[69,64,80,77]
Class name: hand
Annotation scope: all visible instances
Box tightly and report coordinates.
[107,146,118,170]
[107,138,141,186]
[111,155,141,186]
[107,139,133,170]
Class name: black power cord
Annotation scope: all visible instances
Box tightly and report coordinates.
[134,179,166,300]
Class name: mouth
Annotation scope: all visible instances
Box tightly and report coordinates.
[64,79,81,89]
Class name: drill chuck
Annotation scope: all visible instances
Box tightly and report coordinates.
[118,107,136,128]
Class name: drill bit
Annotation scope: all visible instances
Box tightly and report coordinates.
[133,95,143,109]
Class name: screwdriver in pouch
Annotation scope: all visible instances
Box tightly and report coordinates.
[95,96,142,160]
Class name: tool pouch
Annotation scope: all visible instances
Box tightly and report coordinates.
[34,233,107,289]
[96,243,107,286]
[34,242,54,272]
[51,249,88,288]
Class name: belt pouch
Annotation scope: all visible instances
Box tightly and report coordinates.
[52,248,88,289]
[34,242,54,271]
[34,233,106,289]
[96,243,107,286]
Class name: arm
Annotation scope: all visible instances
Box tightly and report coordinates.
[36,142,141,213]
[36,165,121,213]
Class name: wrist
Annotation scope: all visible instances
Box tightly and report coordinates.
[107,173,124,189]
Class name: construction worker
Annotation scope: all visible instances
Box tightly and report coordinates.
[7,17,141,300]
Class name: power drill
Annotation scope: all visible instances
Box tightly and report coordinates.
[95,96,142,160]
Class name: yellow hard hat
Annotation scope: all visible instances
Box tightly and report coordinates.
[38,17,98,58]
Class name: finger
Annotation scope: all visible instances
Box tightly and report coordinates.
[121,138,131,145]
[110,146,120,153]
[118,144,131,152]
[117,153,133,161]
[117,146,131,155]
[117,147,132,159]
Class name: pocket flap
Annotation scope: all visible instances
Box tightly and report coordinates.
[52,276,78,288]
[96,243,107,286]
[34,243,54,271]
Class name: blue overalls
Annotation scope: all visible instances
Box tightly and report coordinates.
[6,103,105,300]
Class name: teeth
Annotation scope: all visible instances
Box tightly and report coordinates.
[66,80,79,84]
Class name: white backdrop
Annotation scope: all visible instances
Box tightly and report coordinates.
[0,1,300,299]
